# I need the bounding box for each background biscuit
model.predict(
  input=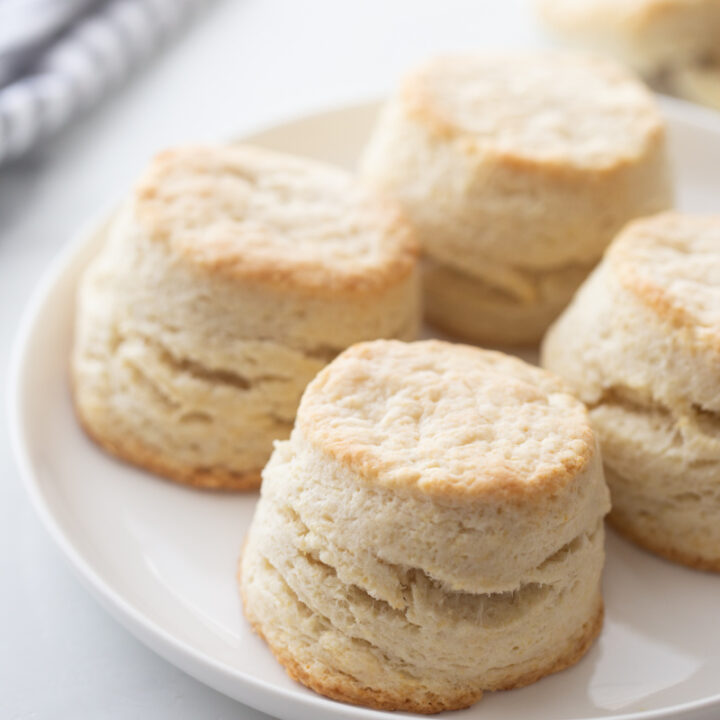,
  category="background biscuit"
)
[542,212,720,569]
[72,145,420,489]
[360,52,672,344]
